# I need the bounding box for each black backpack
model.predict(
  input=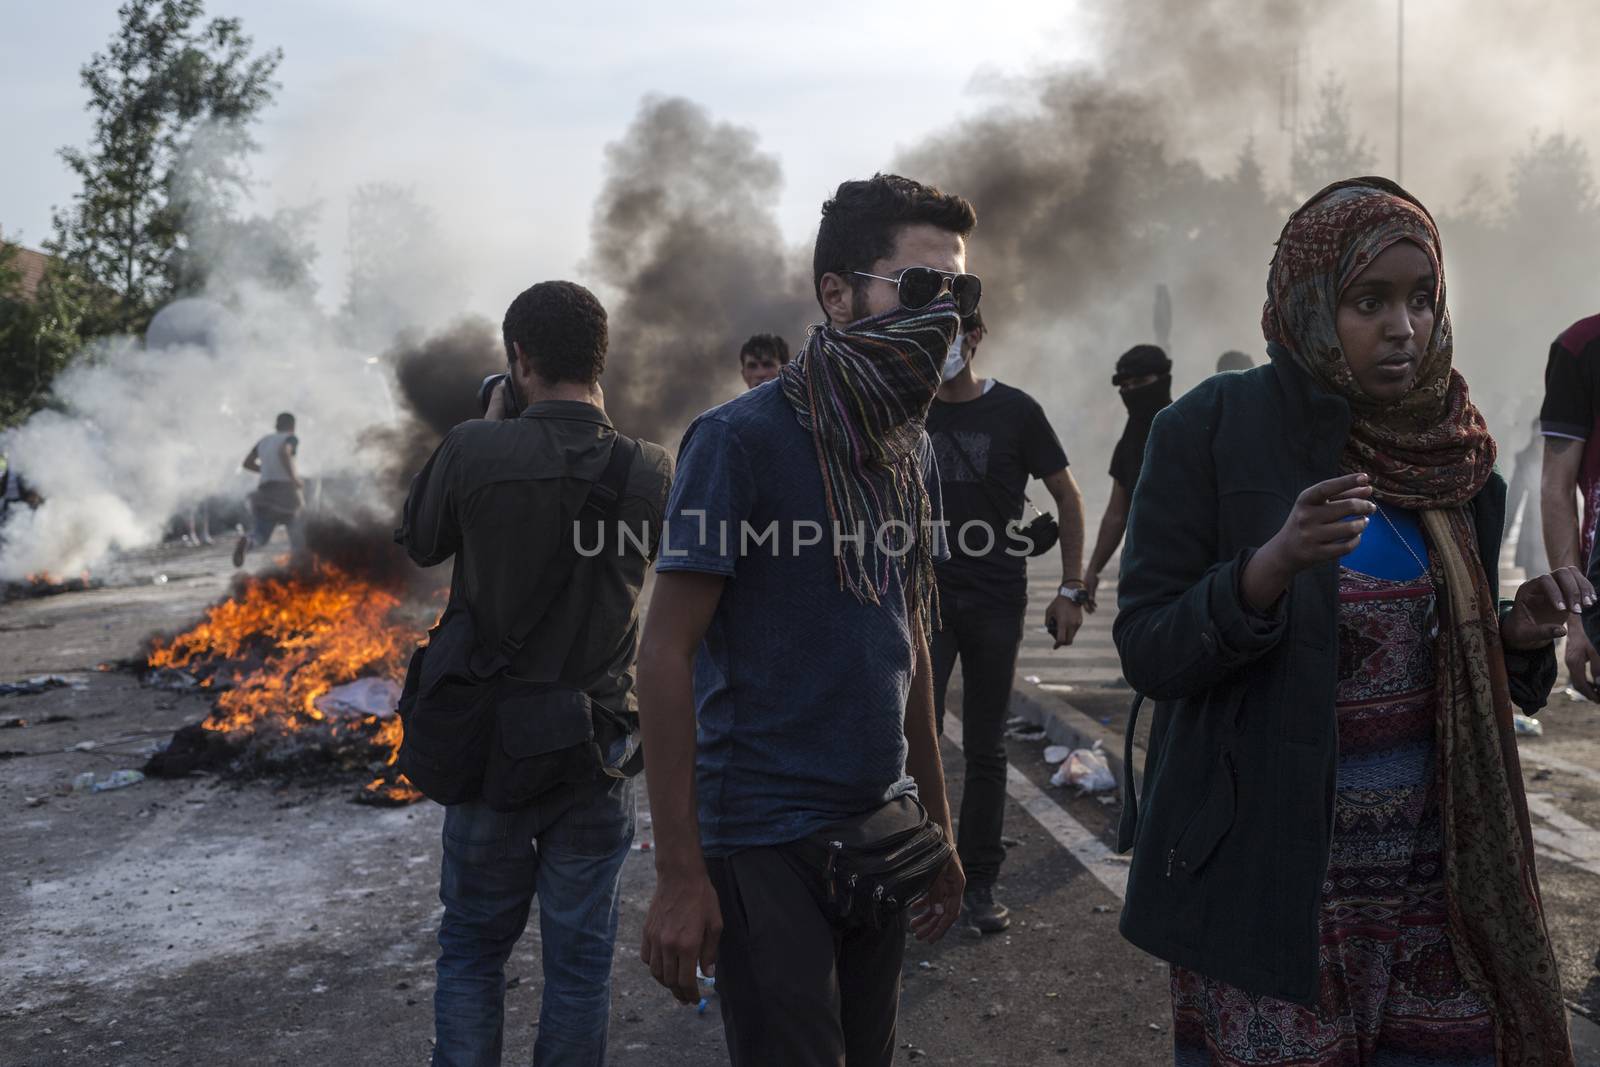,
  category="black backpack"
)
[396,435,640,809]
